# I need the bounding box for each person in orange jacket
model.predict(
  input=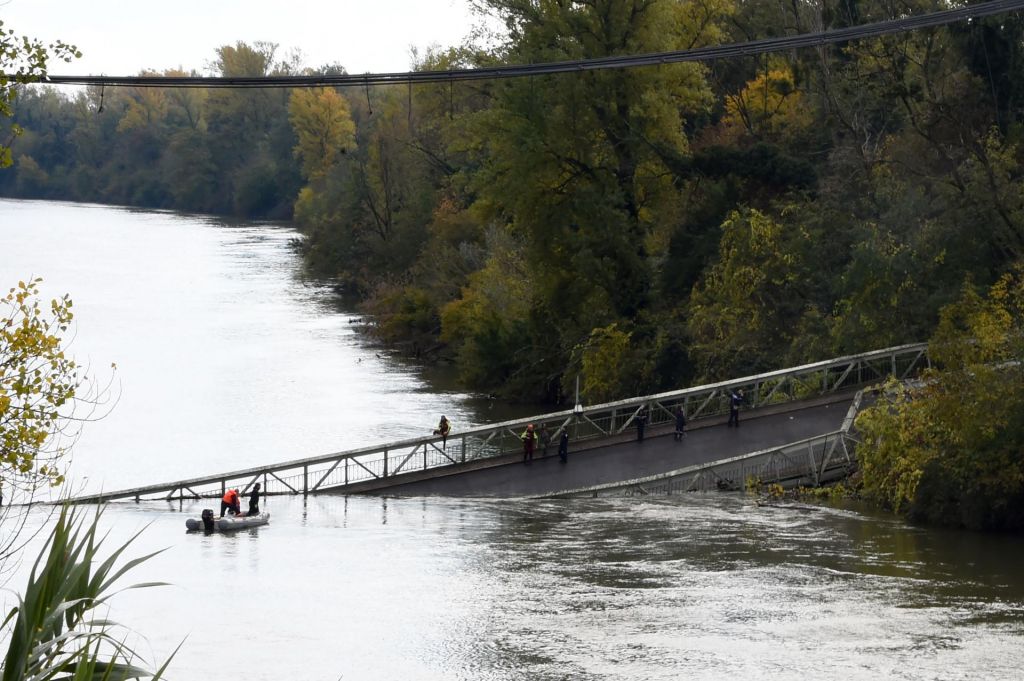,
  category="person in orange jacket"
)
[220,488,240,517]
